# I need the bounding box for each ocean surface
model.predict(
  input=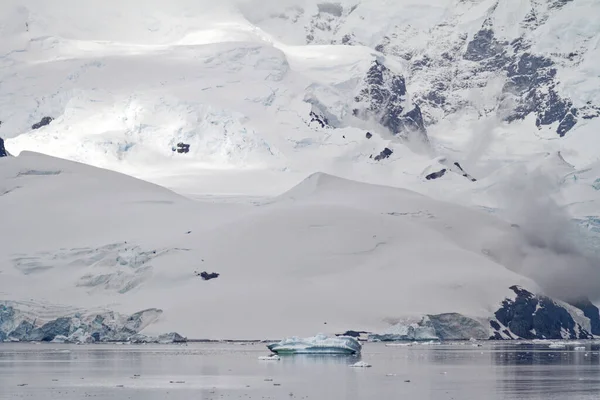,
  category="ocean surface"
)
[1,342,599,399]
